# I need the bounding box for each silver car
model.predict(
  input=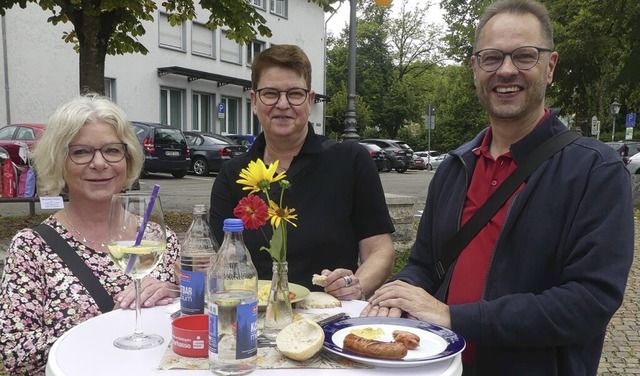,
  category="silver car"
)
[626,152,640,174]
